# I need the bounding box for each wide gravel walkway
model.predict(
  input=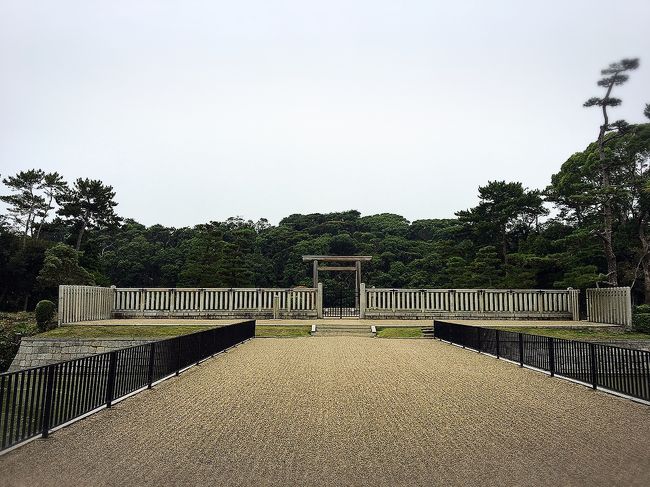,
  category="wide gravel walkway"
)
[2,337,649,486]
